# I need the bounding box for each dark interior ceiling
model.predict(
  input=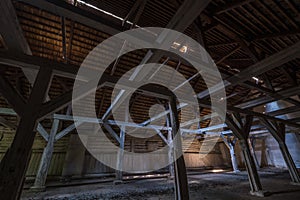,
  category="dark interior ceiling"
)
[0,0,300,135]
